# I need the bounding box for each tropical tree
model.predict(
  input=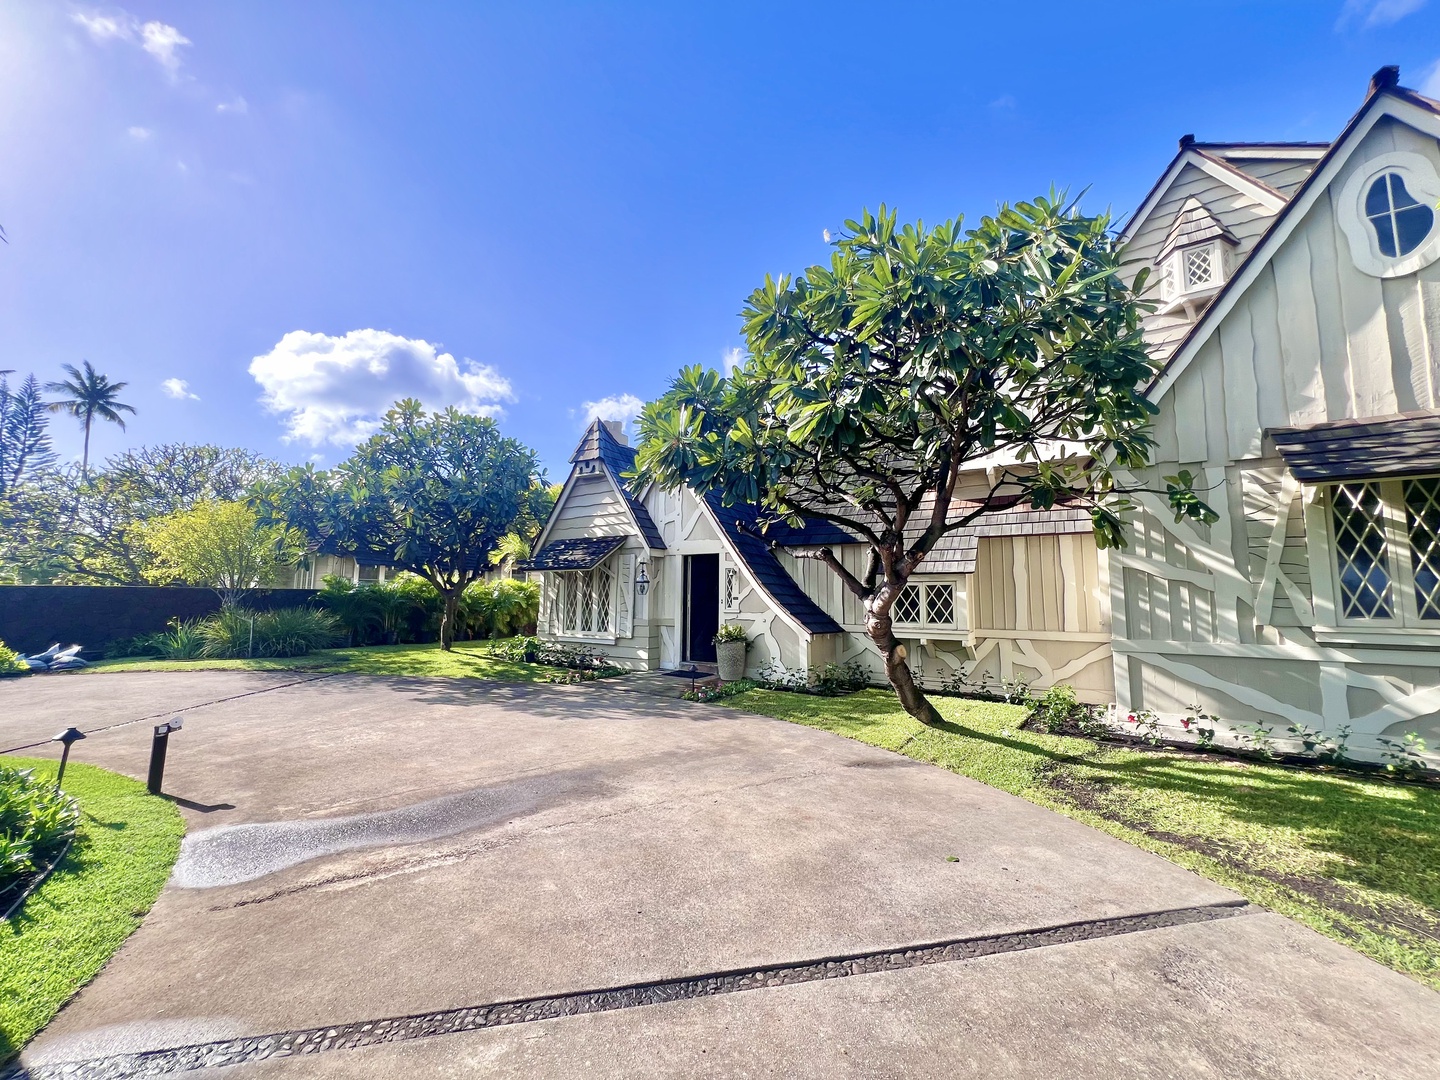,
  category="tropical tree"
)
[140,500,307,603]
[258,400,546,649]
[0,444,280,584]
[634,199,1214,727]
[0,373,56,501]
[45,360,136,476]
